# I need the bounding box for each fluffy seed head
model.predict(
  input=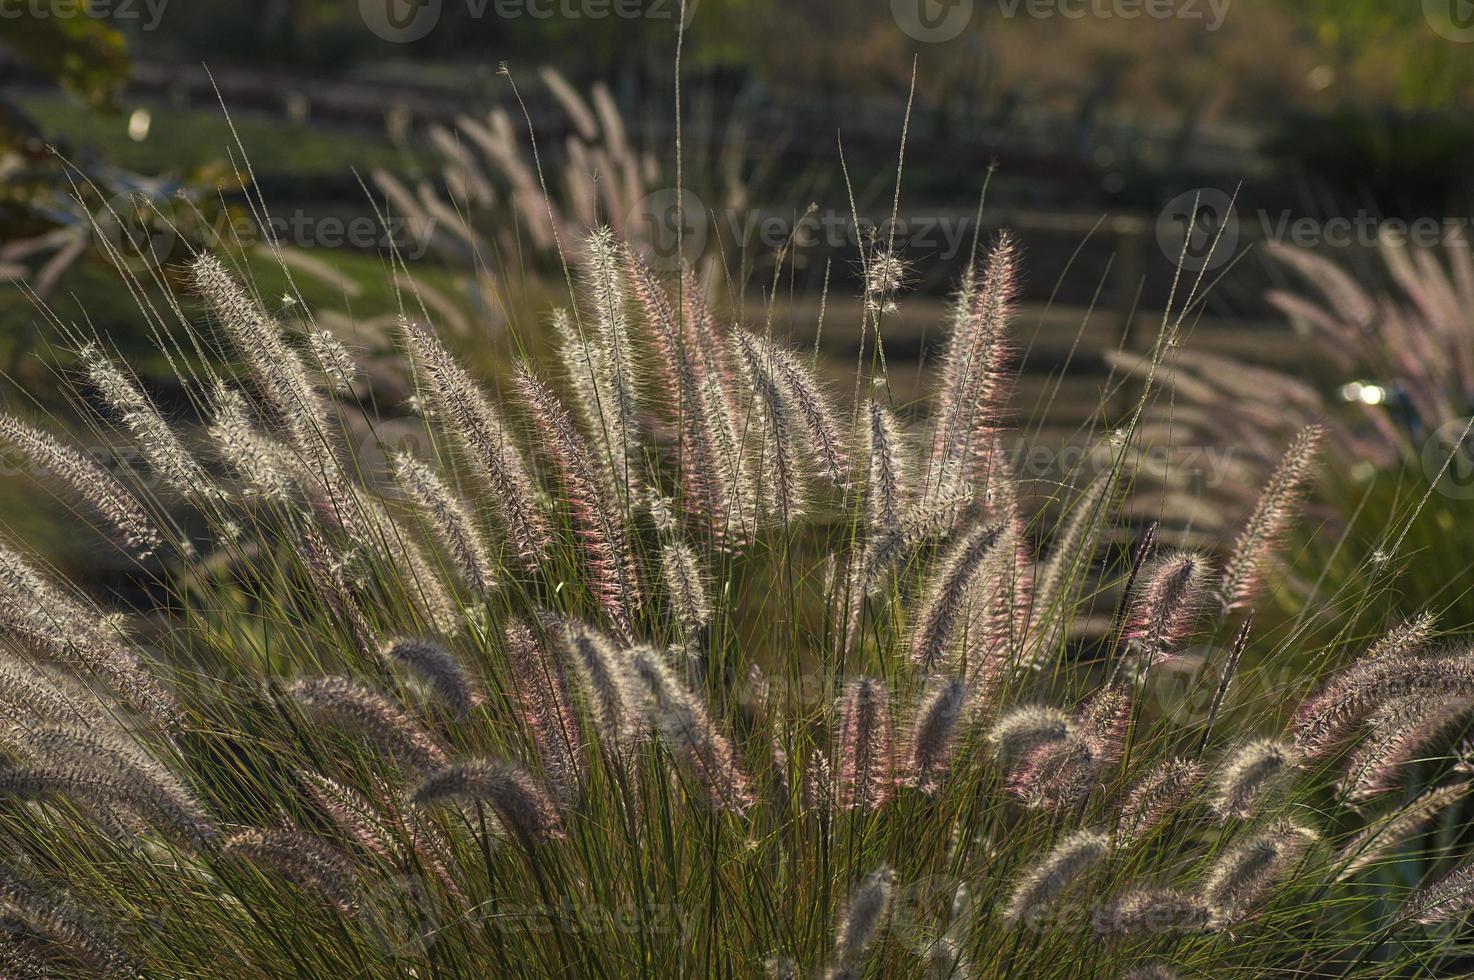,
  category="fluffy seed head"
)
[553,617,638,755]
[1405,859,1474,924]
[505,621,585,800]
[1003,830,1110,926]
[289,676,448,774]
[864,251,908,313]
[830,864,895,973]
[929,233,1017,497]
[80,344,220,501]
[659,537,711,636]
[0,415,162,558]
[413,758,565,845]
[577,226,642,488]
[624,248,752,548]
[1298,657,1474,762]
[625,646,751,812]
[20,724,217,849]
[806,749,835,819]
[1007,735,1099,811]
[384,637,481,719]
[0,663,106,729]
[864,398,911,530]
[1116,757,1206,844]
[906,678,970,796]
[206,383,298,503]
[988,706,1071,763]
[0,758,216,852]
[731,329,809,523]
[835,676,893,812]
[1220,424,1322,611]
[0,541,179,727]
[761,338,849,488]
[1367,612,1437,661]
[297,771,396,863]
[1095,888,1211,939]
[1202,821,1317,922]
[1343,695,1474,801]
[1336,782,1469,881]
[516,364,643,633]
[1077,684,1132,769]
[307,330,359,394]
[962,515,1032,694]
[1212,739,1297,820]
[402,319,551,565]
[1000,689,1127,811]
[910,522,1005,673]
[1122,551,1210,664]
[189,254,322,451]
[223,828,358,912]
[0,867,134,975]
[391,450,497,595]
